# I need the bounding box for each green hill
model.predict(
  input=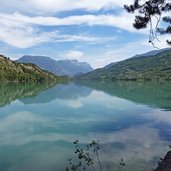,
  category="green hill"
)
[0,55,68,82]
[77,49,171,81]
